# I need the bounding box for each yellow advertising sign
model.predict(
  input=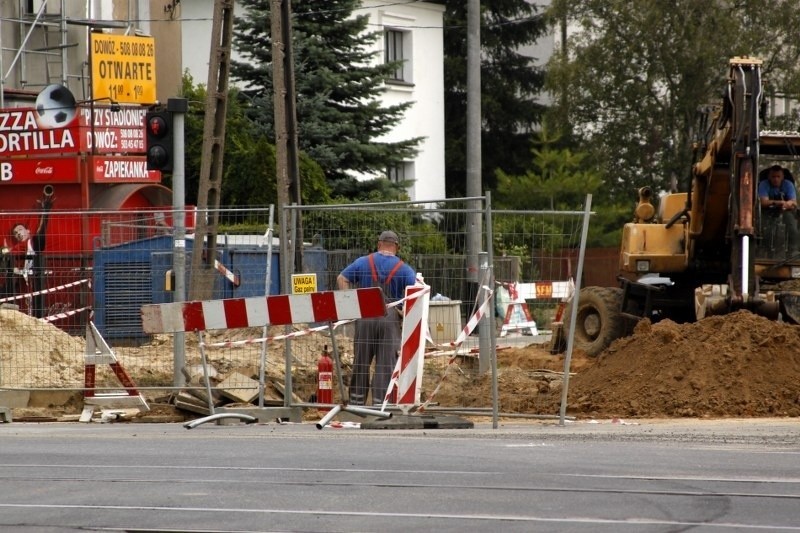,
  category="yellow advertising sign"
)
[292,274,318,294]
[91,34,157,104]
